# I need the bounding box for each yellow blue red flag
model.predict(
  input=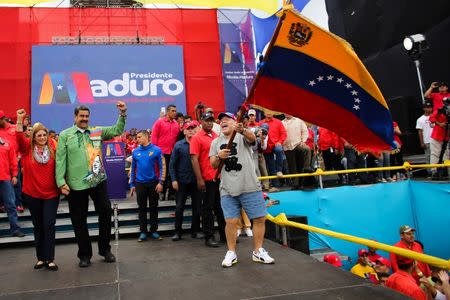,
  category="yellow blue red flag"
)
[248,9,394,151]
